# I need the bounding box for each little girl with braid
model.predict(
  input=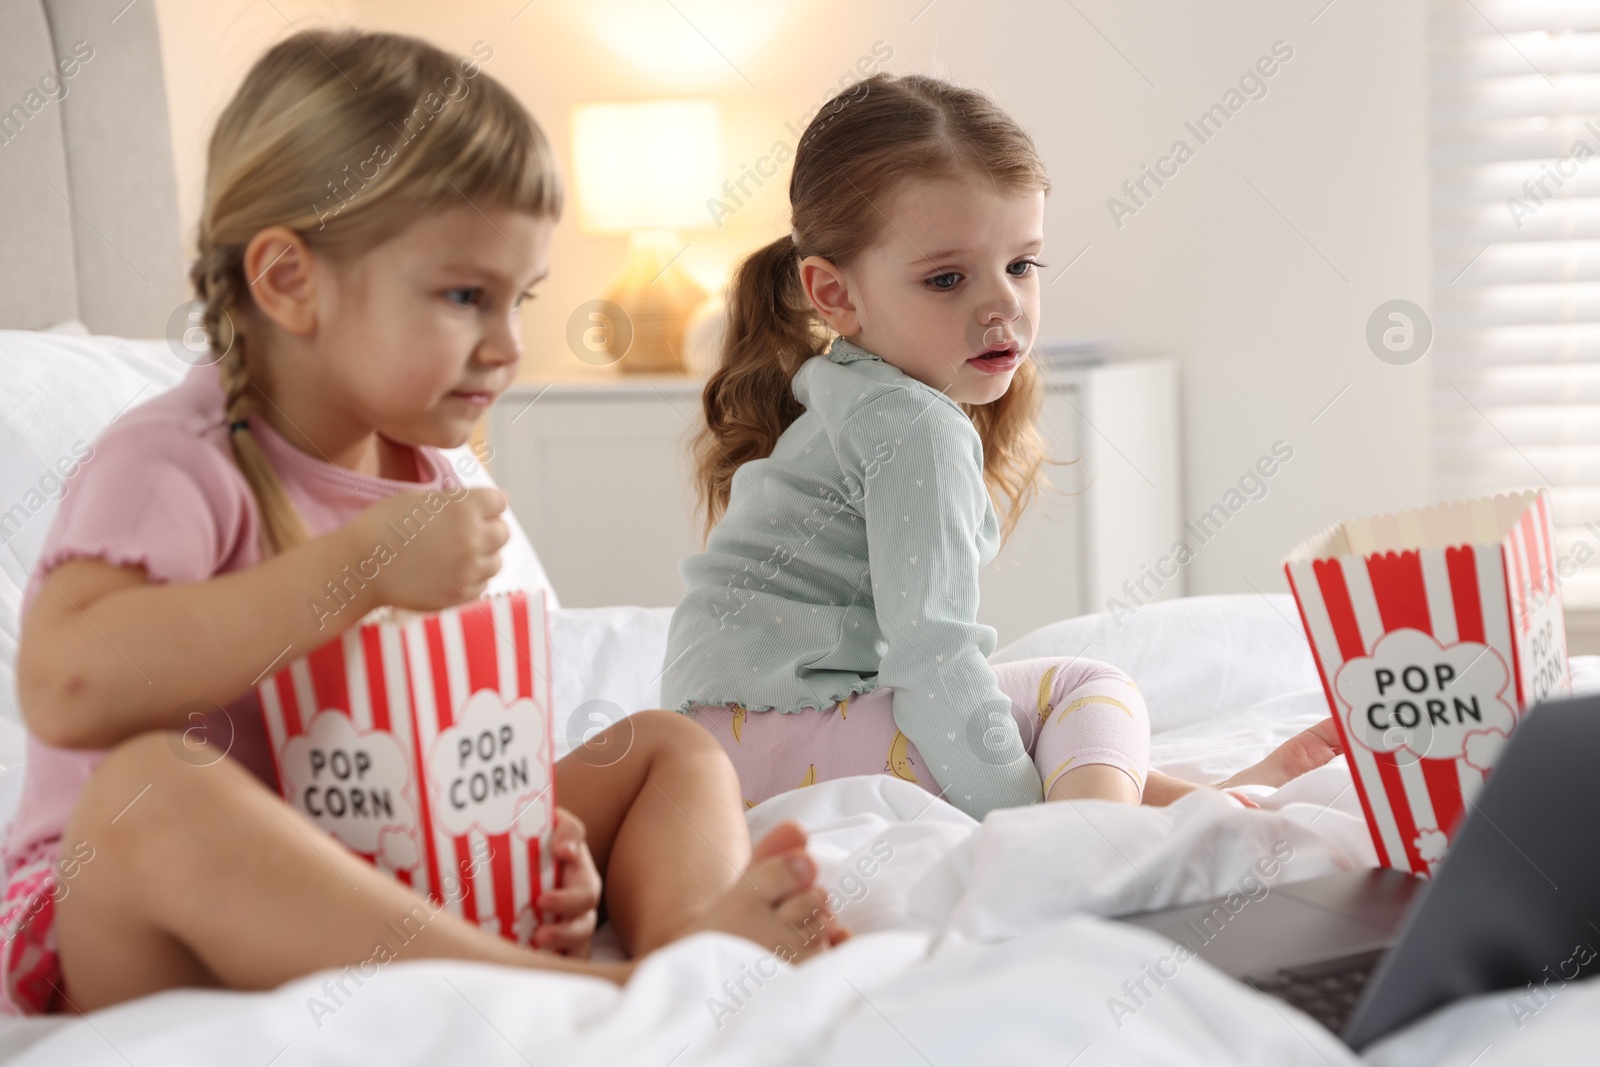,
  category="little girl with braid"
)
[662,73,1338,819]
[1,29,841,1016]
